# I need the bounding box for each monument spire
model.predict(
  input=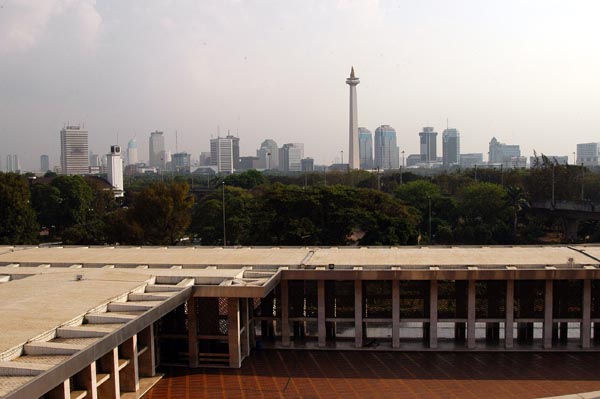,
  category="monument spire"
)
[346,67,360,169]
